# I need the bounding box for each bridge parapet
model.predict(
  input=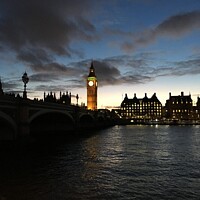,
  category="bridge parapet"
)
[0,96,115,140]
